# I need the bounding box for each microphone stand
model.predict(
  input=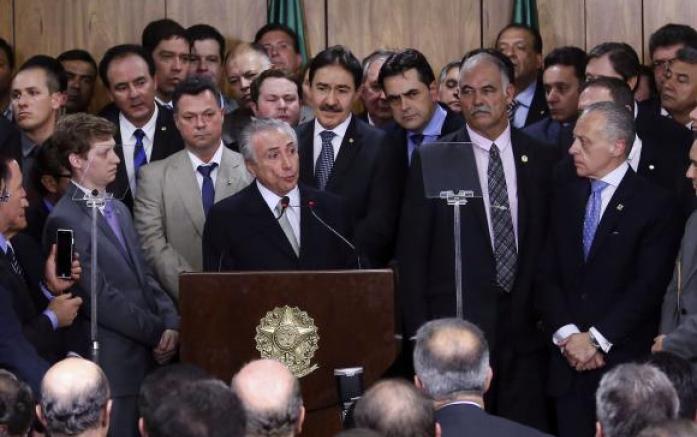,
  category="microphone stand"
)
[83,189,112,364]
[440,189,474,319]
